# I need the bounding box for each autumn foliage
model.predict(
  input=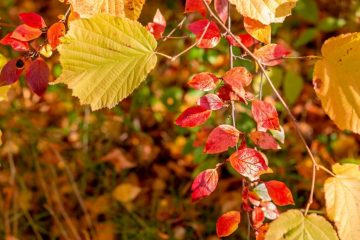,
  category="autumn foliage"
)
[0,0,359,239]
